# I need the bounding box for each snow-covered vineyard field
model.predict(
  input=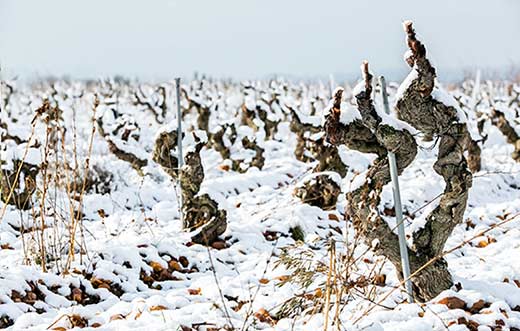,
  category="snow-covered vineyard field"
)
[2,31,520,331]
[0,75,518,331]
